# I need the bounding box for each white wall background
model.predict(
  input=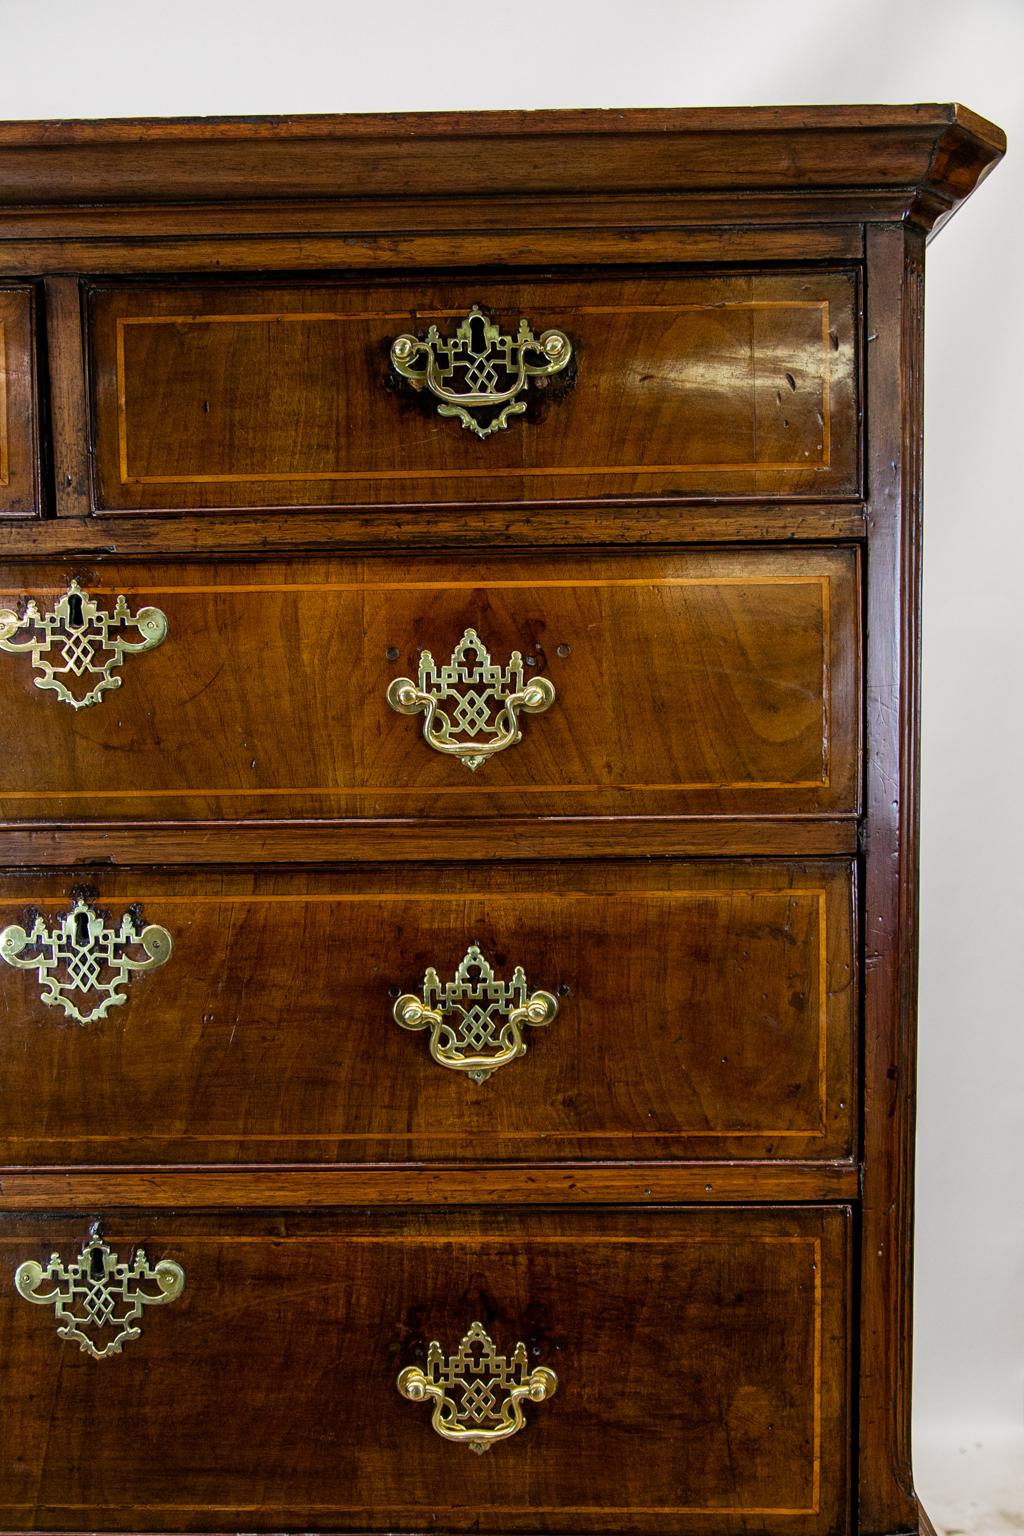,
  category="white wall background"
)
[0,0,1019,1517]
